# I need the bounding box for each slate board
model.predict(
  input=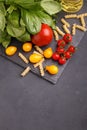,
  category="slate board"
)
[0,3,87,84]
